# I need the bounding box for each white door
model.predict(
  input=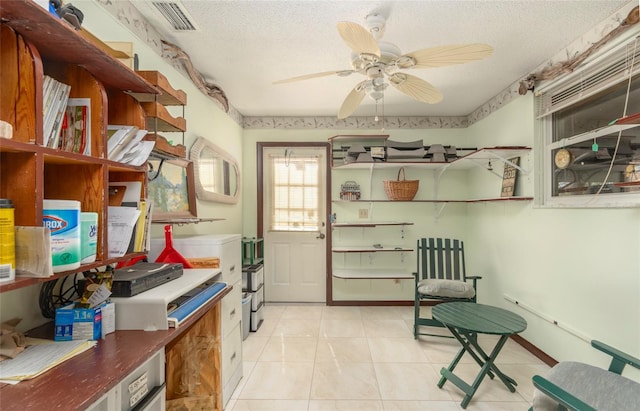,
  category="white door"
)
[262,146,327,302]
